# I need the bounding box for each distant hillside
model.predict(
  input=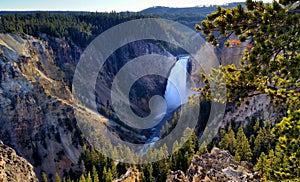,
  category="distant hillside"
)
[0,11,92,15]
[140,2,245,15]
[140,2,245,29]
